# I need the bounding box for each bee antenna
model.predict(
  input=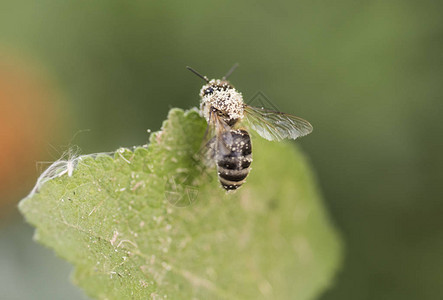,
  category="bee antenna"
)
[222,63,239,80]
[186,66,209,83]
